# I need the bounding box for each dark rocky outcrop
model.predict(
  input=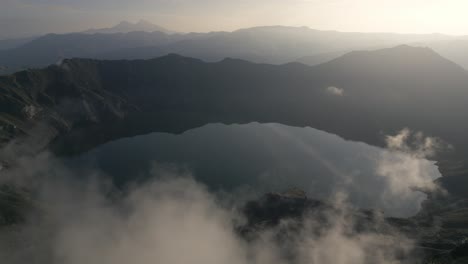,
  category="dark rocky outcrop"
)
[238,189,468,264]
